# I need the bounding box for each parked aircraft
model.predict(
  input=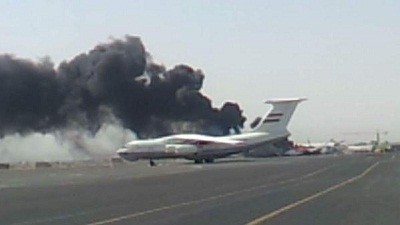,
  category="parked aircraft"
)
[347,143,374,152]
[117,97,306,165]
[293,140,347,155]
